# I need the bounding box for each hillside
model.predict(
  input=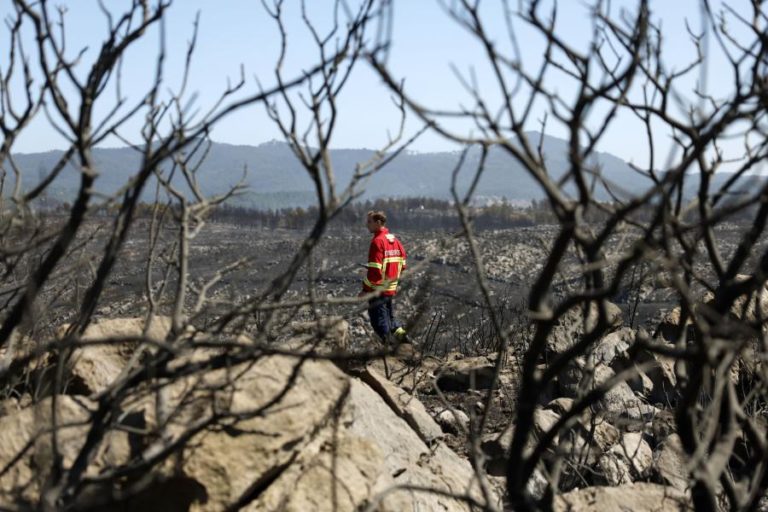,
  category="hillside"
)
[9,132,756,209]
